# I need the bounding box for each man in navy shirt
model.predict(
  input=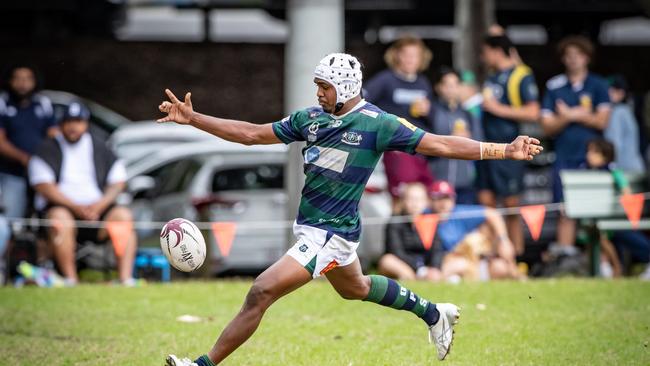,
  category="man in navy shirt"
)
[540,35,610,250]
[0,65,58,218]
[478,35,540,255]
